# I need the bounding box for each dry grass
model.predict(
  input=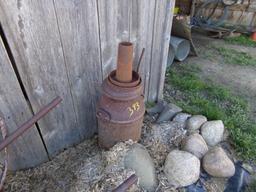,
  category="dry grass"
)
[4,115,188,192]
[4,138,138,192]
[4,115,227,192]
